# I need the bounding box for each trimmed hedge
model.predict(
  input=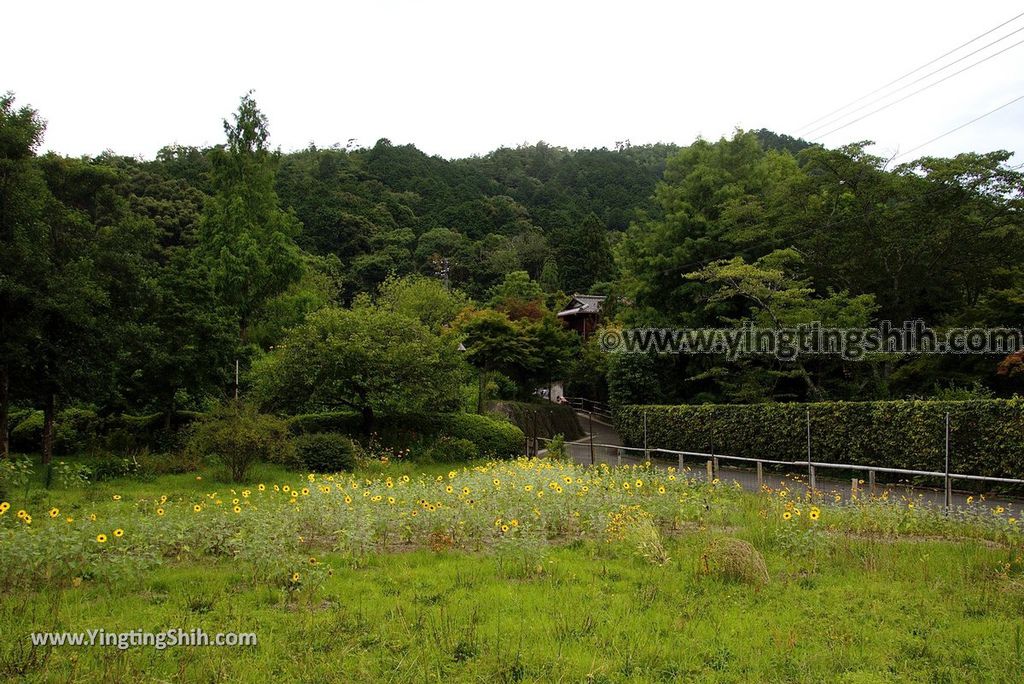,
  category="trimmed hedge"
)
[293,433,357,472]
[616,400,1024,479]
[288,411,524,459]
